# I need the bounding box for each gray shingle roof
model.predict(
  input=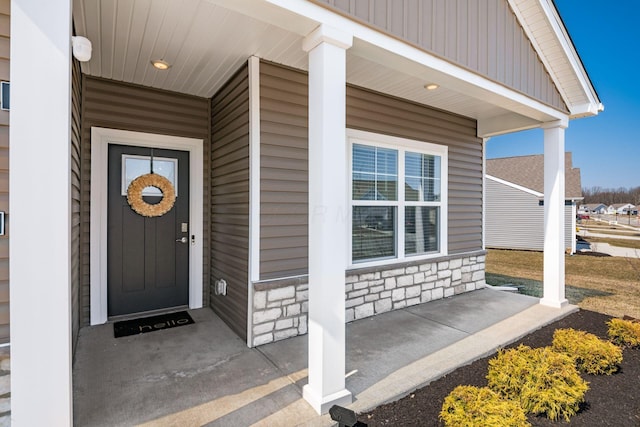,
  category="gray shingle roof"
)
[486,153,583,199]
